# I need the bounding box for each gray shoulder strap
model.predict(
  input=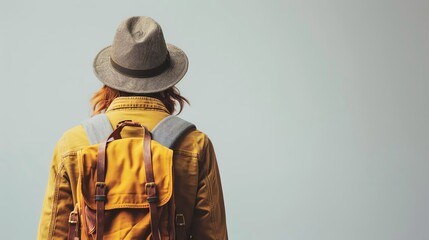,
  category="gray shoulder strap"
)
[82,114,196,148]
[82,114,114,145]
[152,115,196,149]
